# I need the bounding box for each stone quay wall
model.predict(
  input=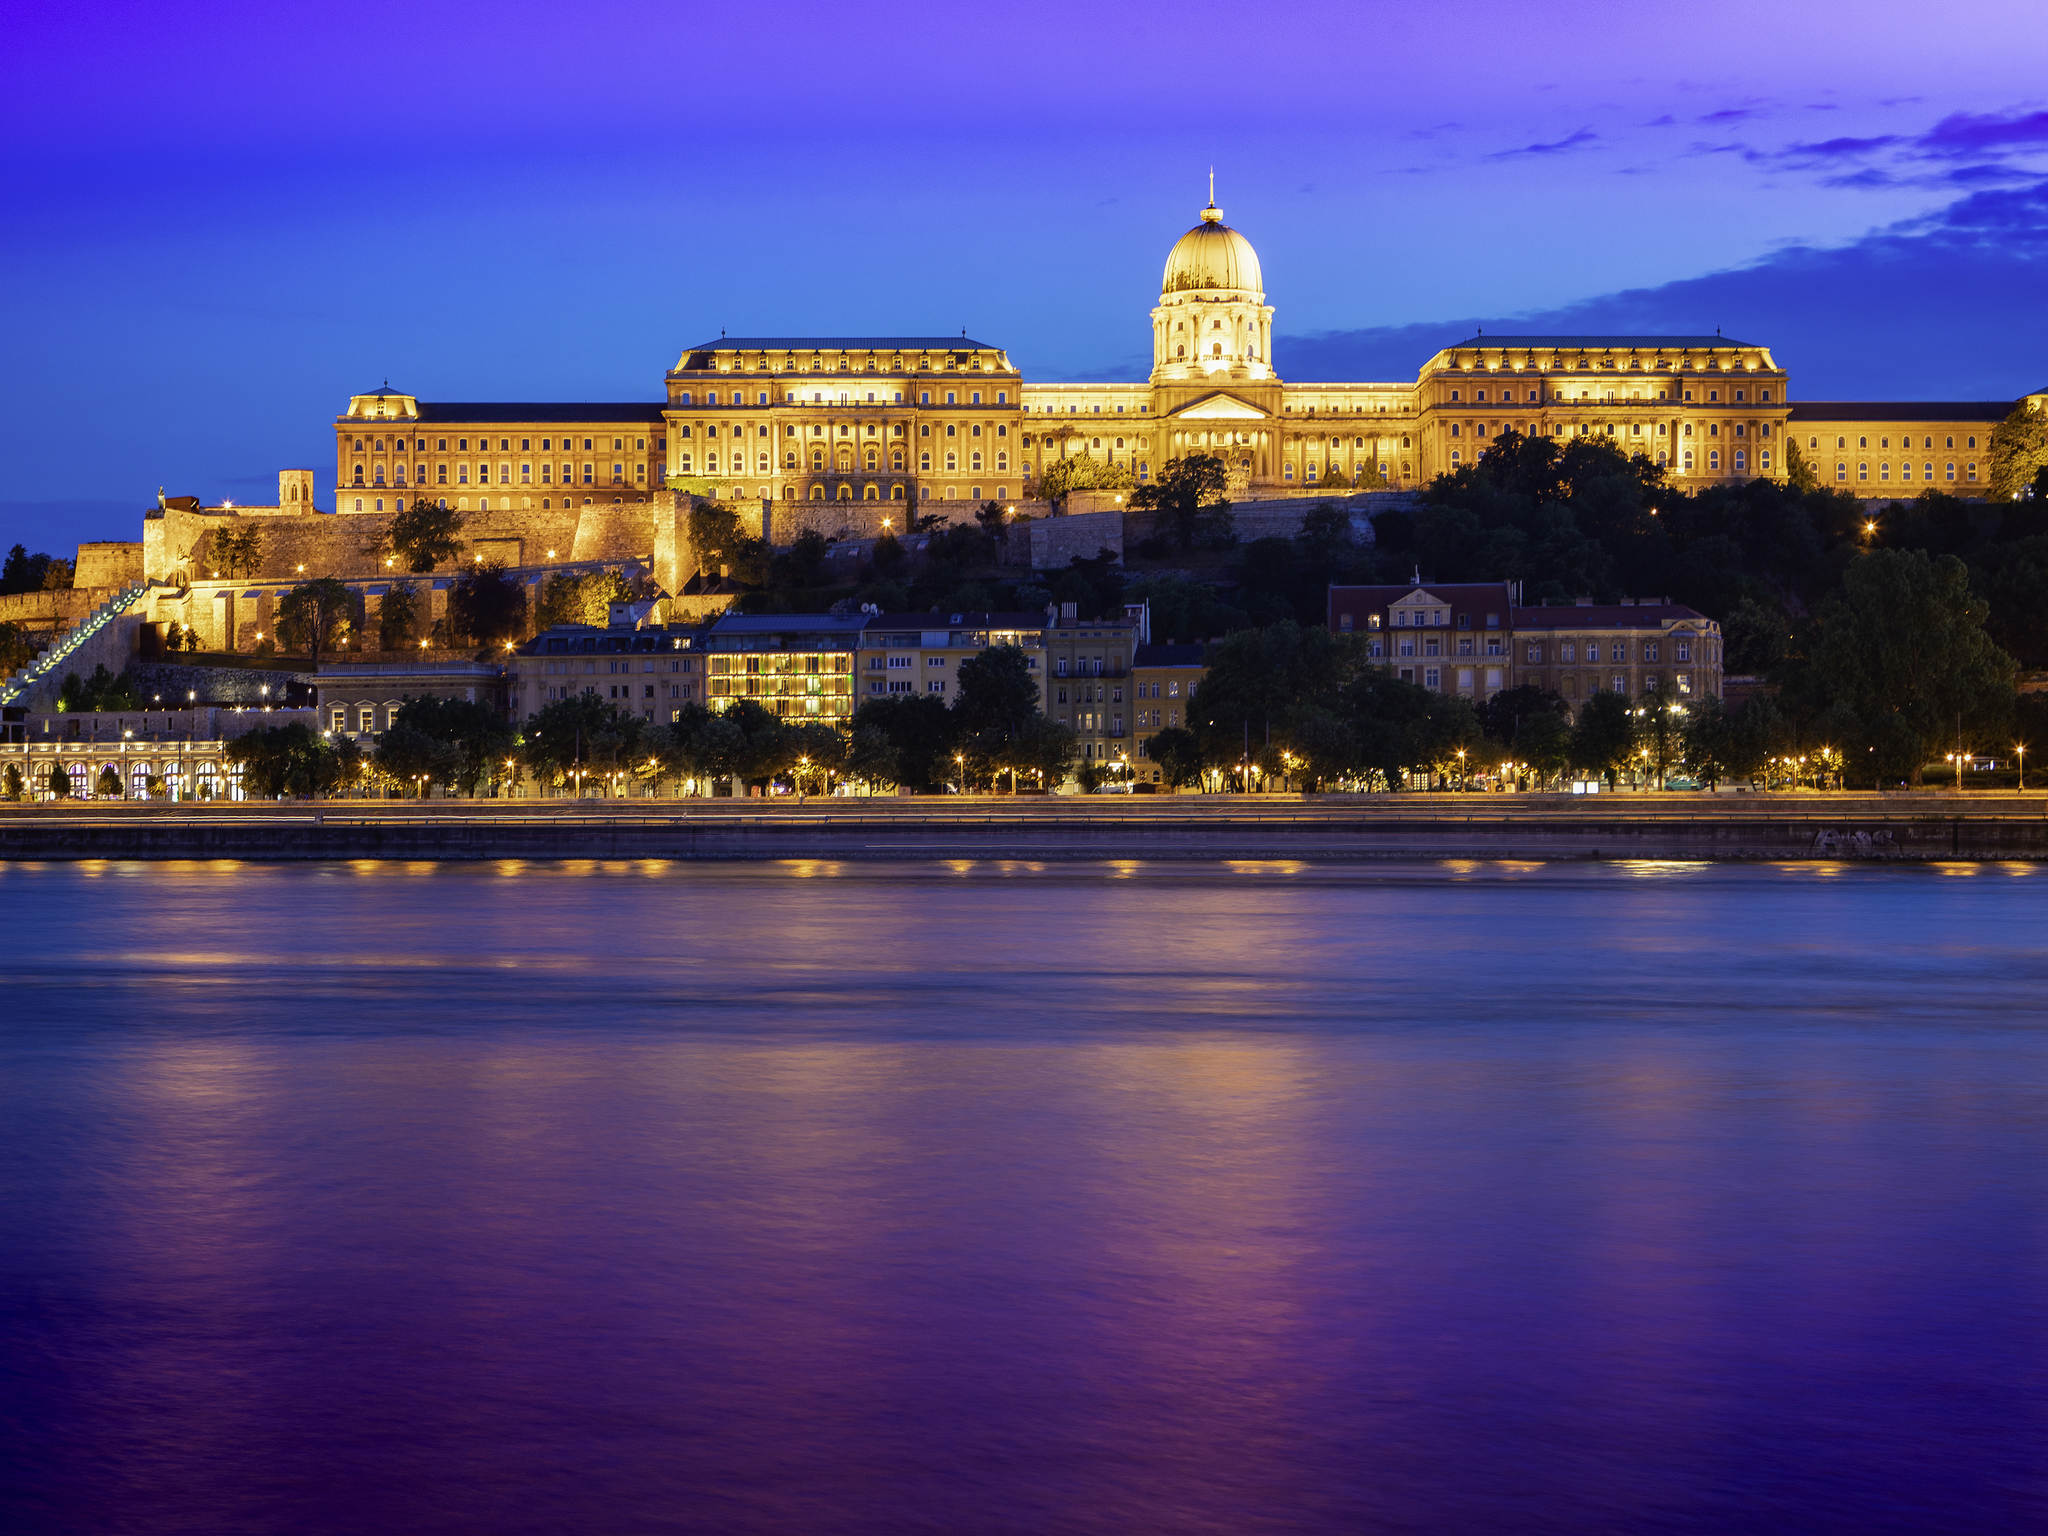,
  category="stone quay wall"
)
[7,801,2048,863]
